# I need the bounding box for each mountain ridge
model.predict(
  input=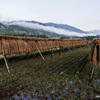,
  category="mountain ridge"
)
[0,20,97,37]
